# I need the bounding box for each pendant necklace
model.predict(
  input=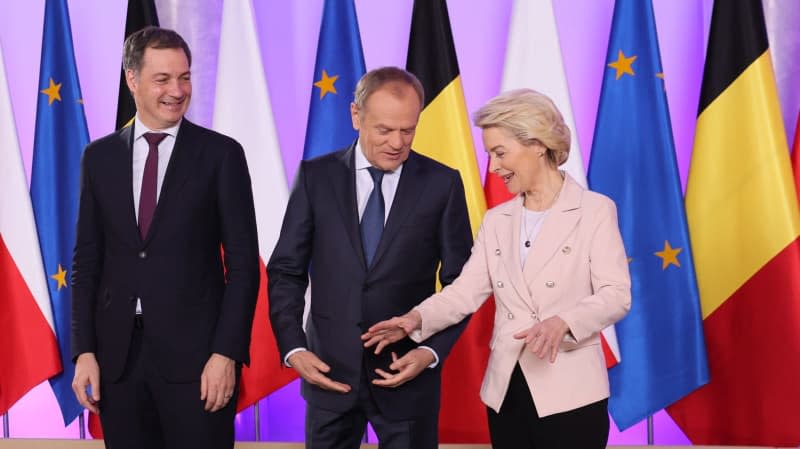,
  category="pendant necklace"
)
[522,180,562,248]
[523,209,548,248]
